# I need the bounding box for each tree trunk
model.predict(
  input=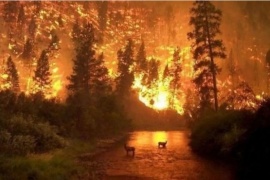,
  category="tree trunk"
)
[205,12,218,111]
